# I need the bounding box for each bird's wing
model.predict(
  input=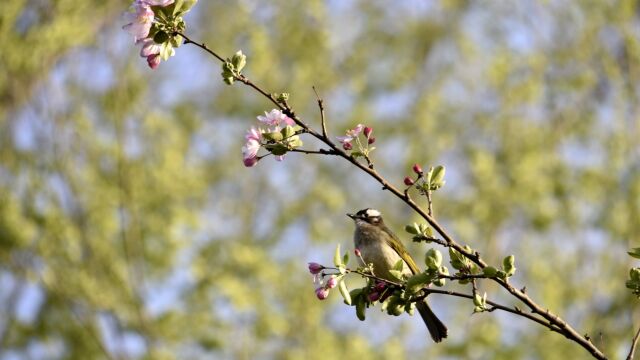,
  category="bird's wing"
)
[381,225,421,275]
